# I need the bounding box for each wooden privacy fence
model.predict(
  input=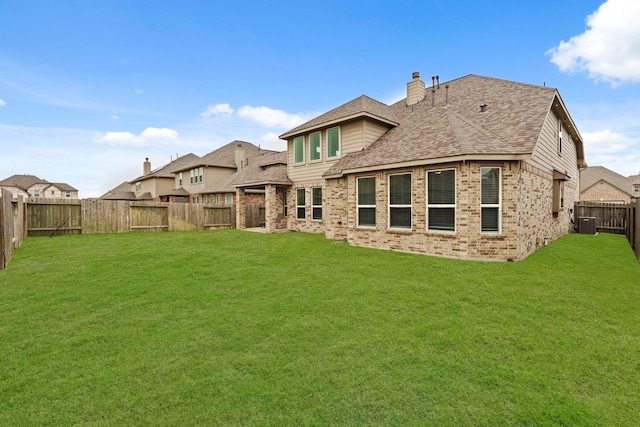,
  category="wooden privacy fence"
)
[574,200,639,259]
[0,189,27,269]
[26,198,236,236]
